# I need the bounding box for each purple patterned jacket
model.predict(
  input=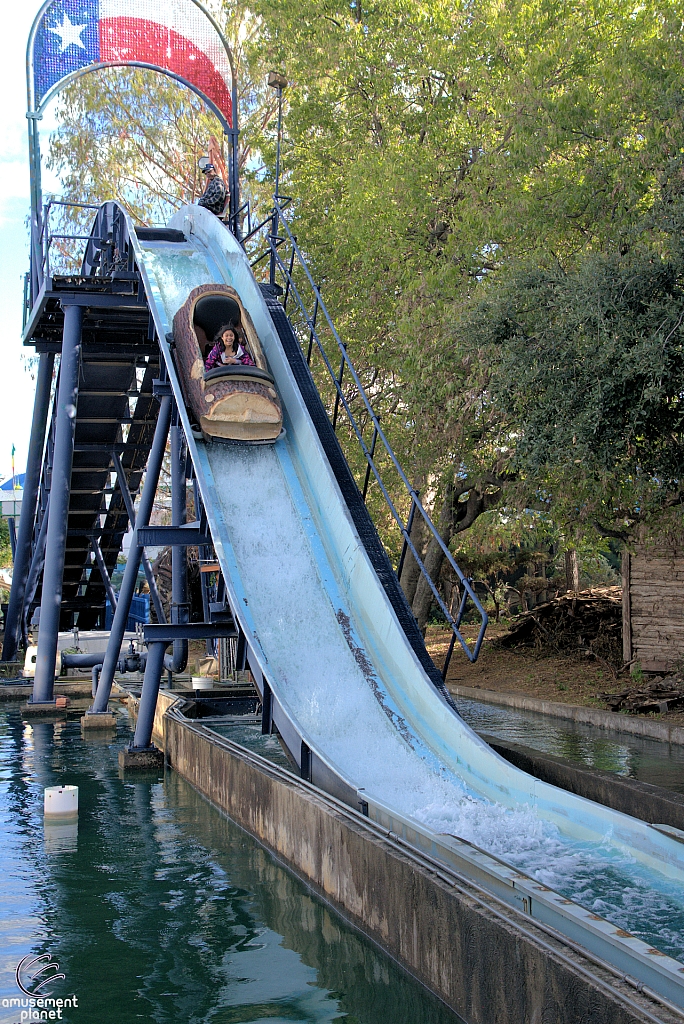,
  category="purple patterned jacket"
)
[204,341,256,371]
